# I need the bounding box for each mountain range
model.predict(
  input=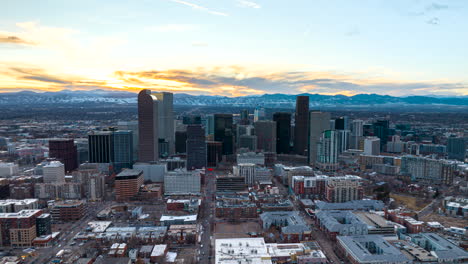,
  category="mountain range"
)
[0,90,467,108]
